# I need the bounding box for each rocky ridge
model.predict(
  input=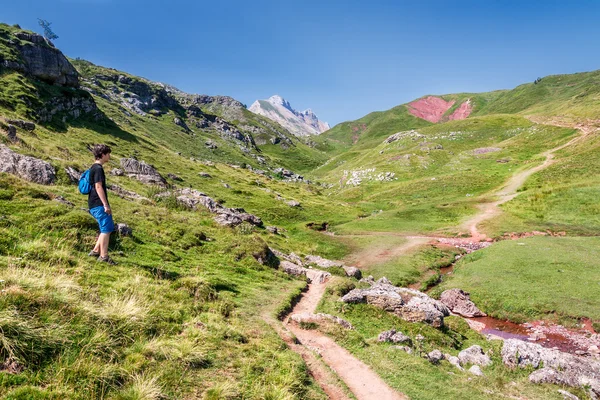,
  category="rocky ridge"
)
[249,95,330,137]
